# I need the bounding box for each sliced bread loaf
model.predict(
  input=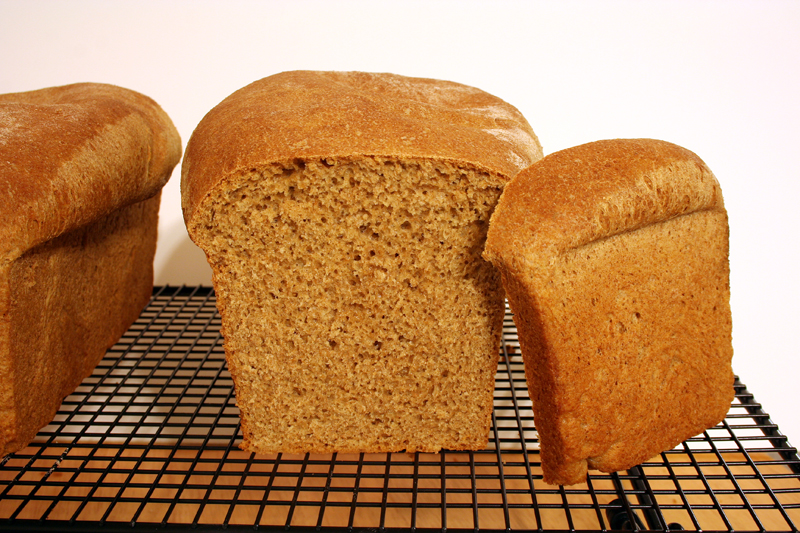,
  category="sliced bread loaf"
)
[181,71,542,454]
[483,138,734,485]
